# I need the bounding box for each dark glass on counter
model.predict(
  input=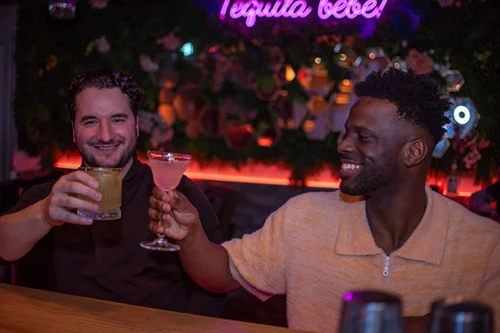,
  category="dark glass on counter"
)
[338,290,403,333]
[429,300,494,333]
